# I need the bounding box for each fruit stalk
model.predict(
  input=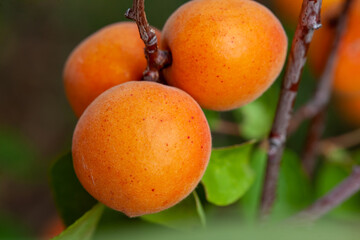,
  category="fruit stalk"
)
[125,0,171,82]
[289,0,355,135]
[295,166,360,221]
[260,0,322,218]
